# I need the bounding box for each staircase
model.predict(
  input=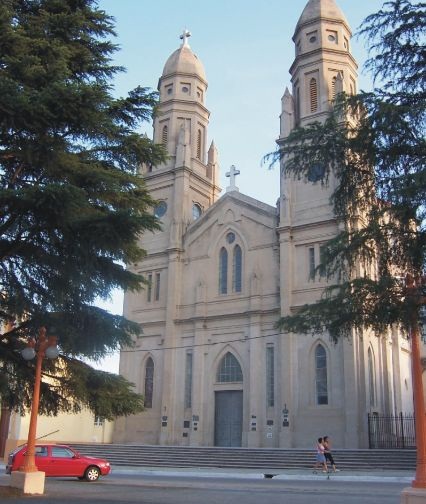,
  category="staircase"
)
[70,444,416,471]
